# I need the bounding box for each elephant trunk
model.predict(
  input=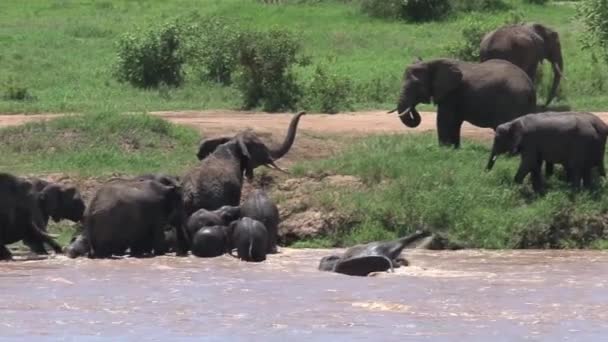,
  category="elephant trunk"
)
[398,106,422,128]
[388,230,431,257]
[545,52,563,107]
[269,111,306,160]
[487,148,498,171]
